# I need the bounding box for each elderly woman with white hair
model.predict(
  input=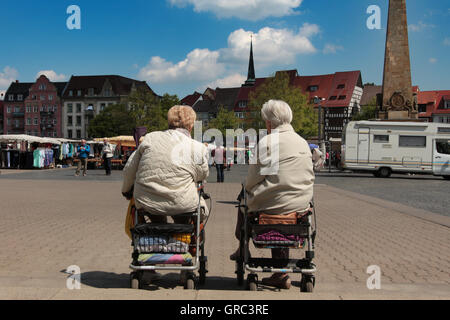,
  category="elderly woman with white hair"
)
[122,105,209,223]
[231,99,315,289]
